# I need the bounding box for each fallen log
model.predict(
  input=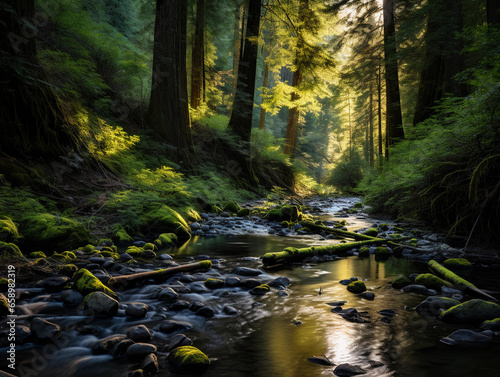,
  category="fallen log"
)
[300,221,376,241]
[262,239,386,268]
[427,260,497,301]
[107,260,212,290]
